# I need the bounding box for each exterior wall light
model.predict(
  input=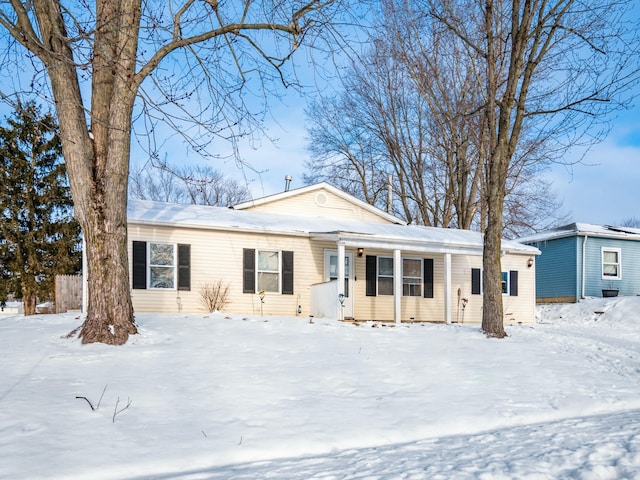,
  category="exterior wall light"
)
[357,248,364,257]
